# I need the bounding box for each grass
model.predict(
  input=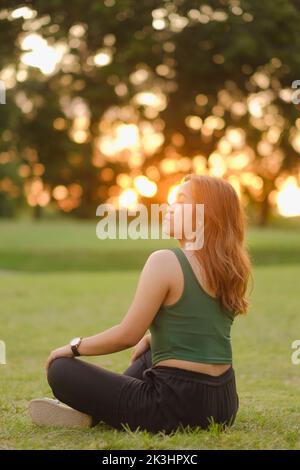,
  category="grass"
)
[0,218,300,449]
